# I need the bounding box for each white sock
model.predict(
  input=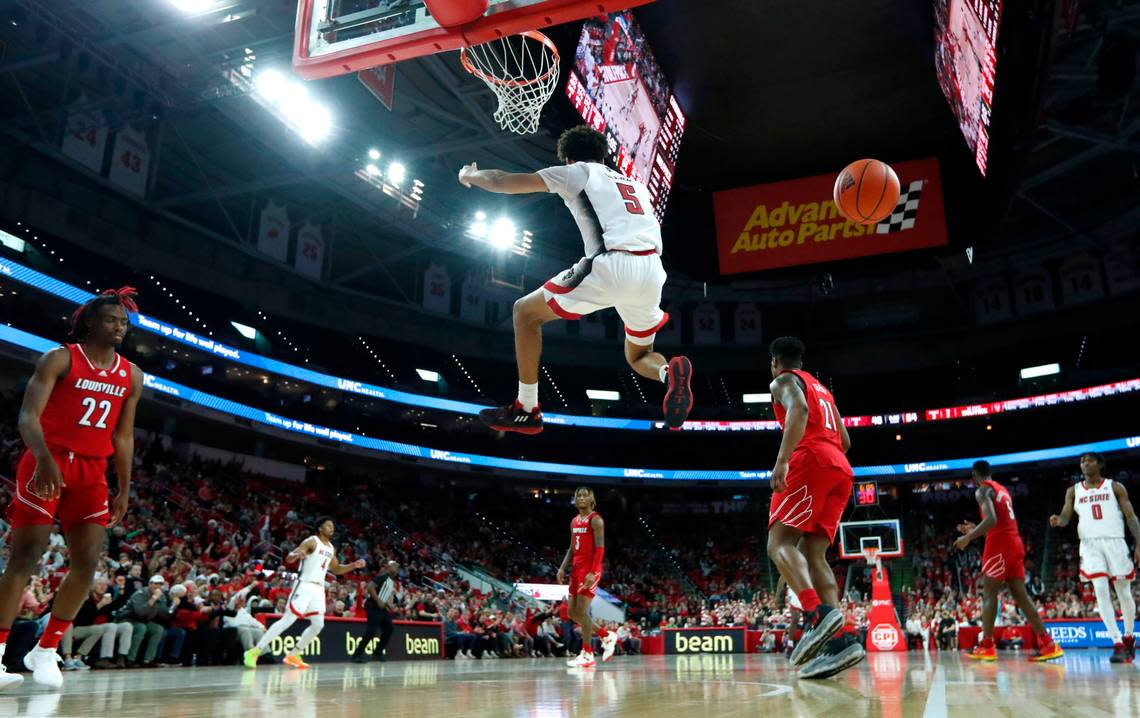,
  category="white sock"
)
[1092,577,1122,642]
[293,620,324,654]
[658,364,668,383]
[255,612,298,651]
[517,381,539,412]
[1115,579,1136,636]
